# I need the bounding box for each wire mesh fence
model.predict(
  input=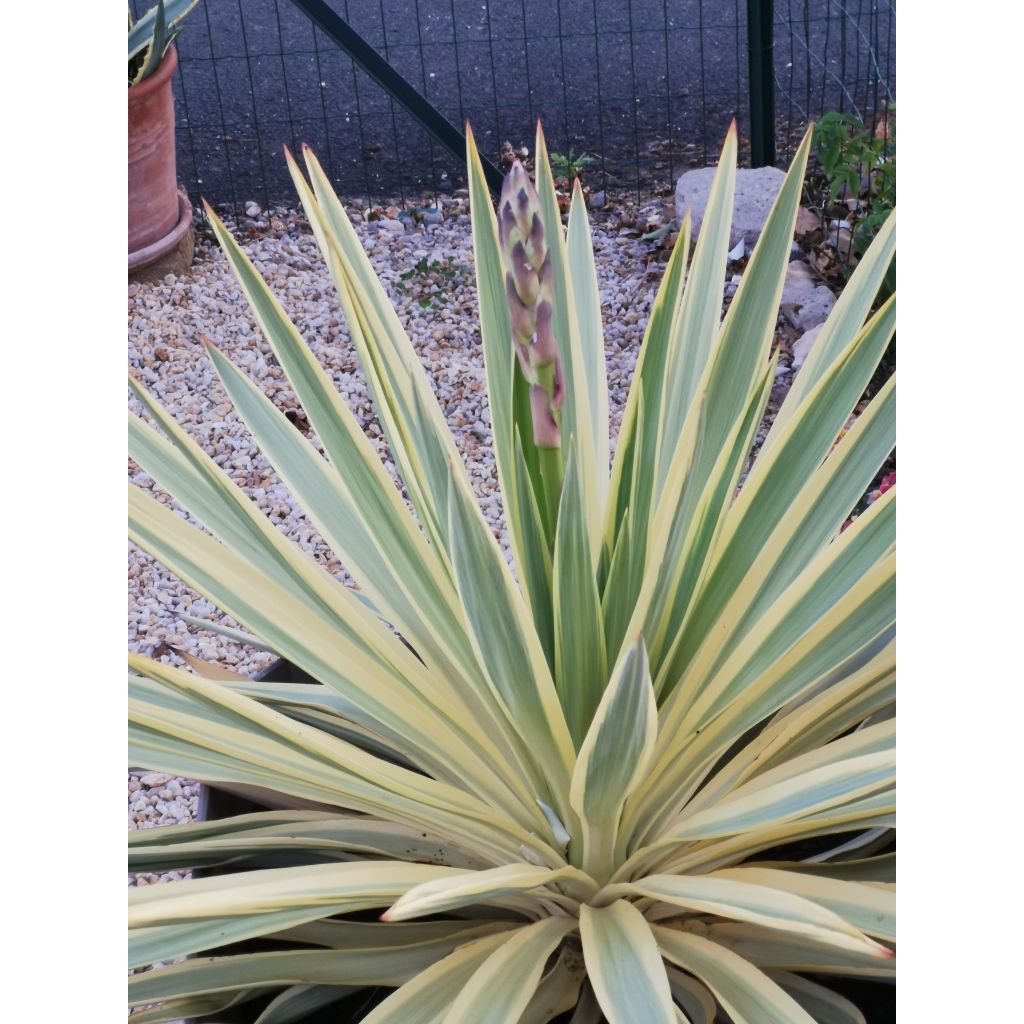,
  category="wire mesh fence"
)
[130,0,894,211]
[773,0,895,164]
